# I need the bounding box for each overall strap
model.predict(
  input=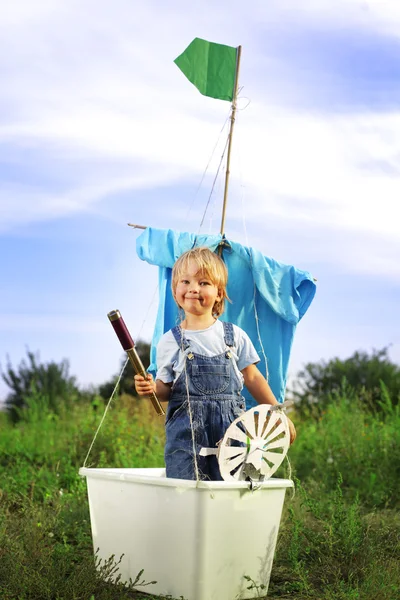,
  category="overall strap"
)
[222,321,235,347]
[171,326,191,351]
